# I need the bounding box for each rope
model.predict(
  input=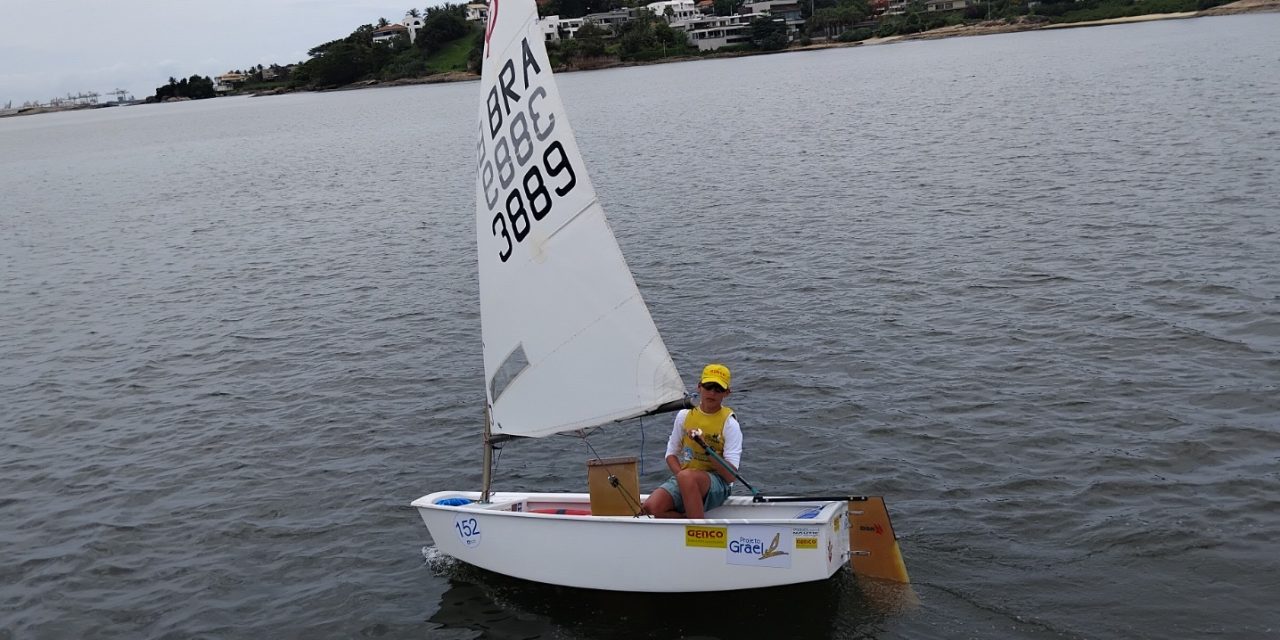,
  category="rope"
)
[639,414,645,476]
[578,432,648,517]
